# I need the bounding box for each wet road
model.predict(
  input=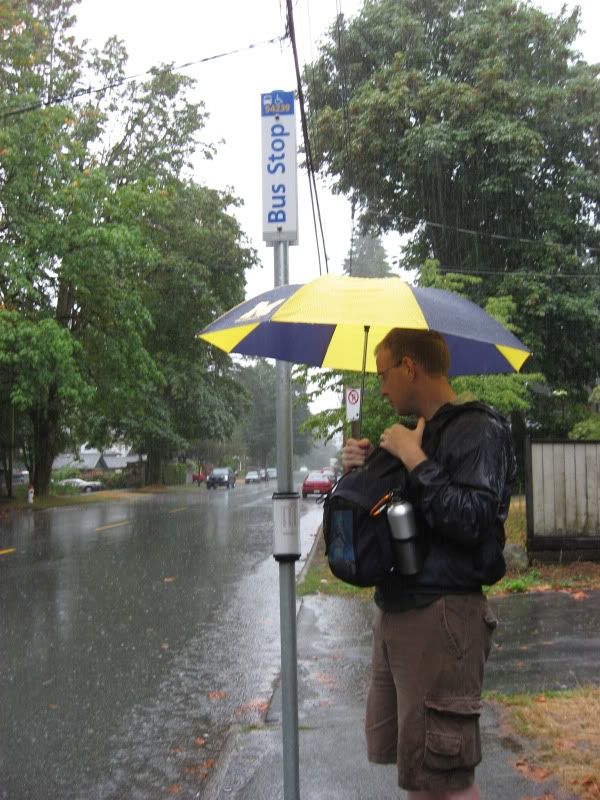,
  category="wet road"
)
[0,483,322,800]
